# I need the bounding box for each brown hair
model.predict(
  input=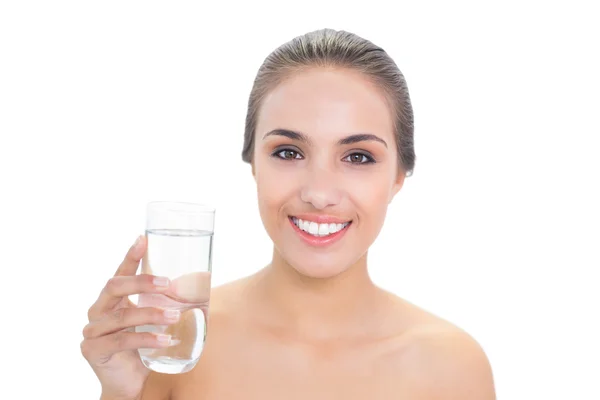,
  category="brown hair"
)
[241,28,416,177]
